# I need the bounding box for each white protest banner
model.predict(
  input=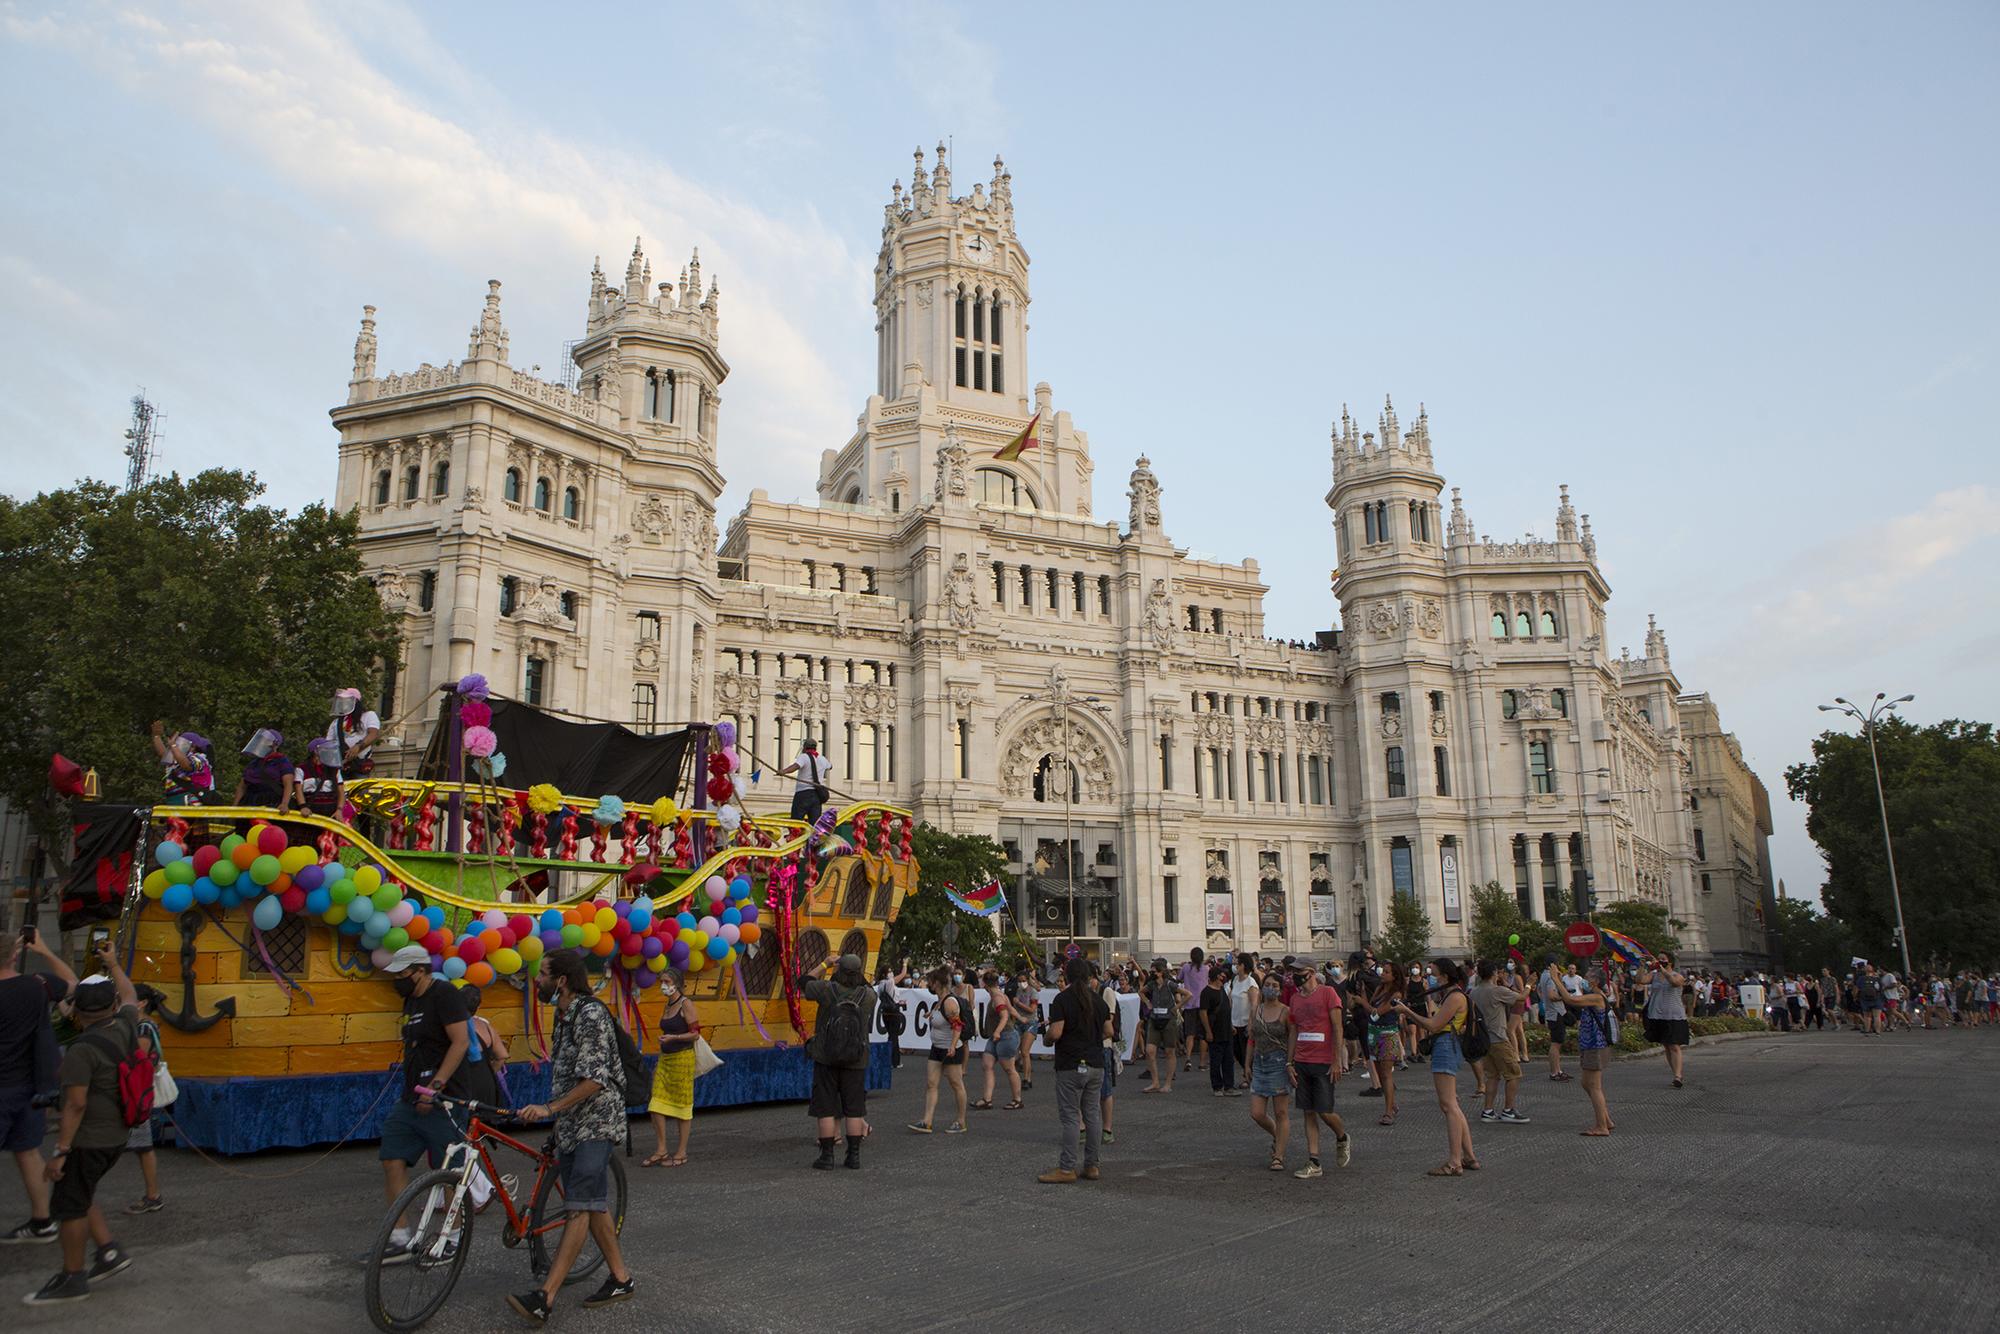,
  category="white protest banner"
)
[878,987,1139,1061]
